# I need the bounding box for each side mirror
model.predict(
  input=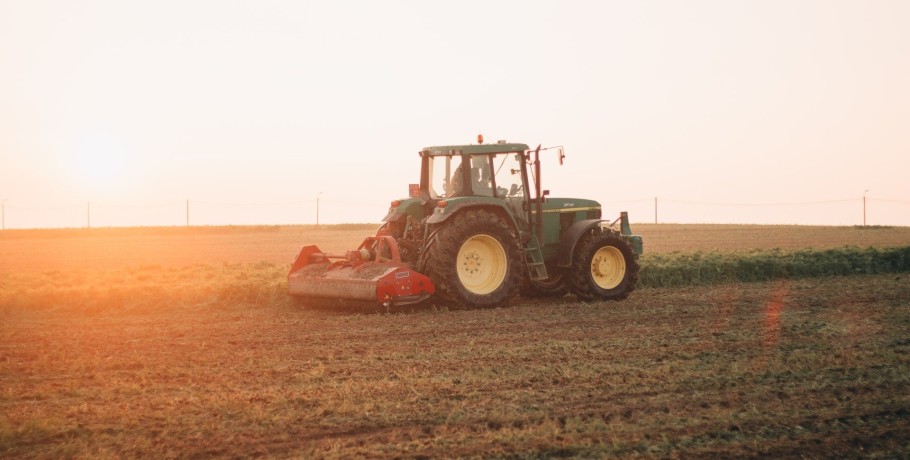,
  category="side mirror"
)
[543,190,550,196]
